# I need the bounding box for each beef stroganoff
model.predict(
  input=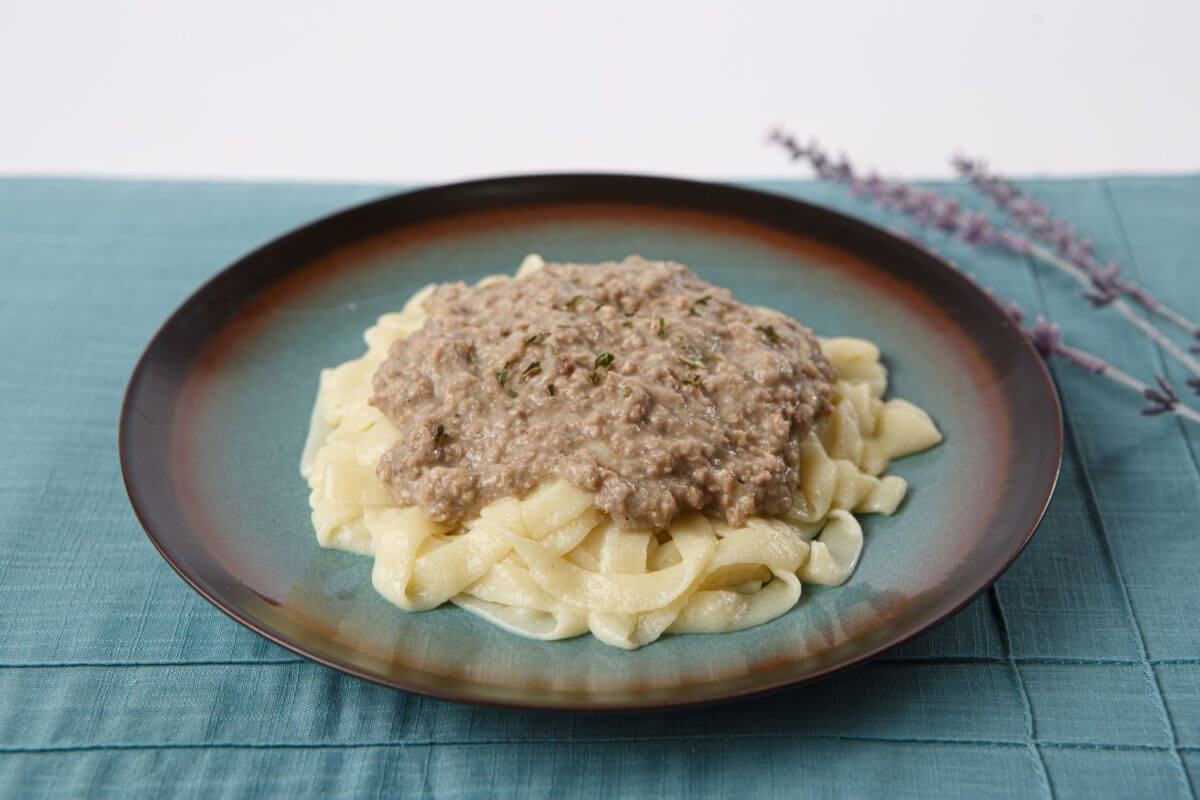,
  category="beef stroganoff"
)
[300,255,942,649]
